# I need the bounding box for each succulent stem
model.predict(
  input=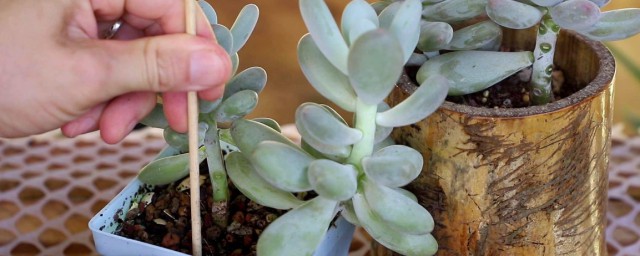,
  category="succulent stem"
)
[203,121,229,228]
[530,13,559,105]
[347,99,378,169]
